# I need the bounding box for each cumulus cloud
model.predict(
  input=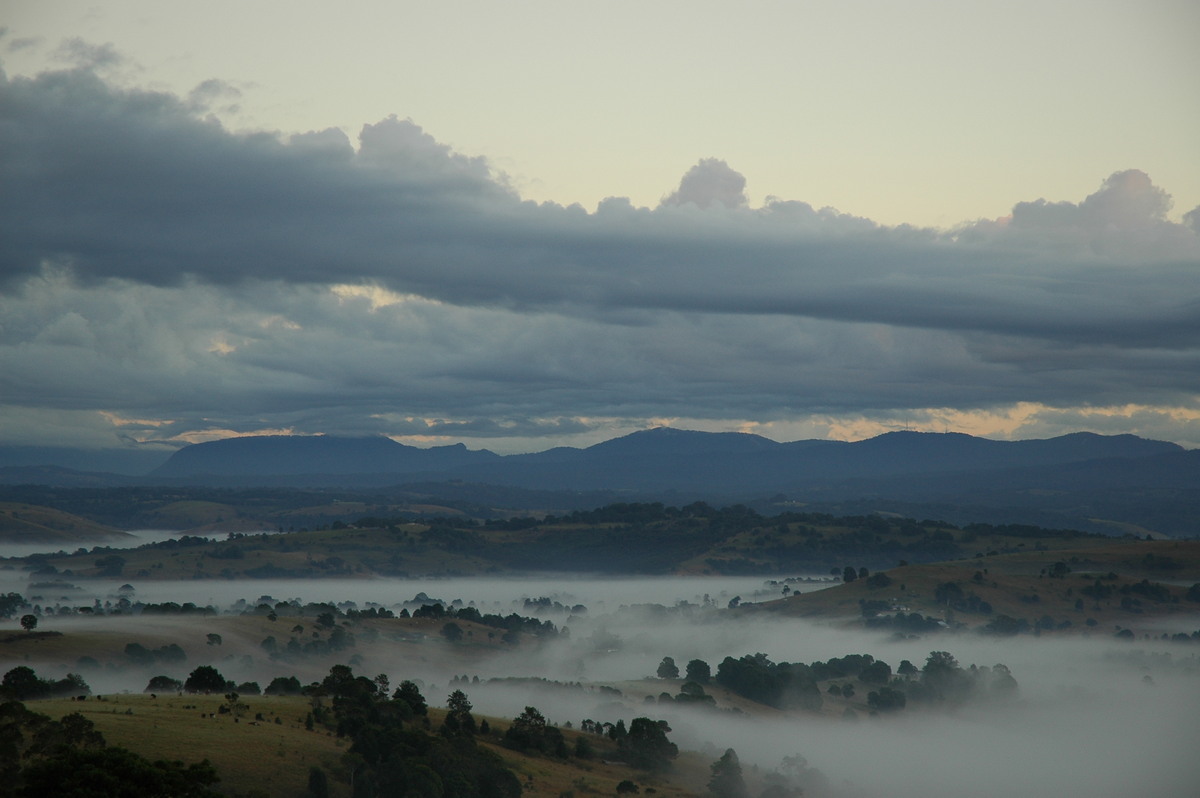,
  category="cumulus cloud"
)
[0,63,1197,454]
[659,157,749,209]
